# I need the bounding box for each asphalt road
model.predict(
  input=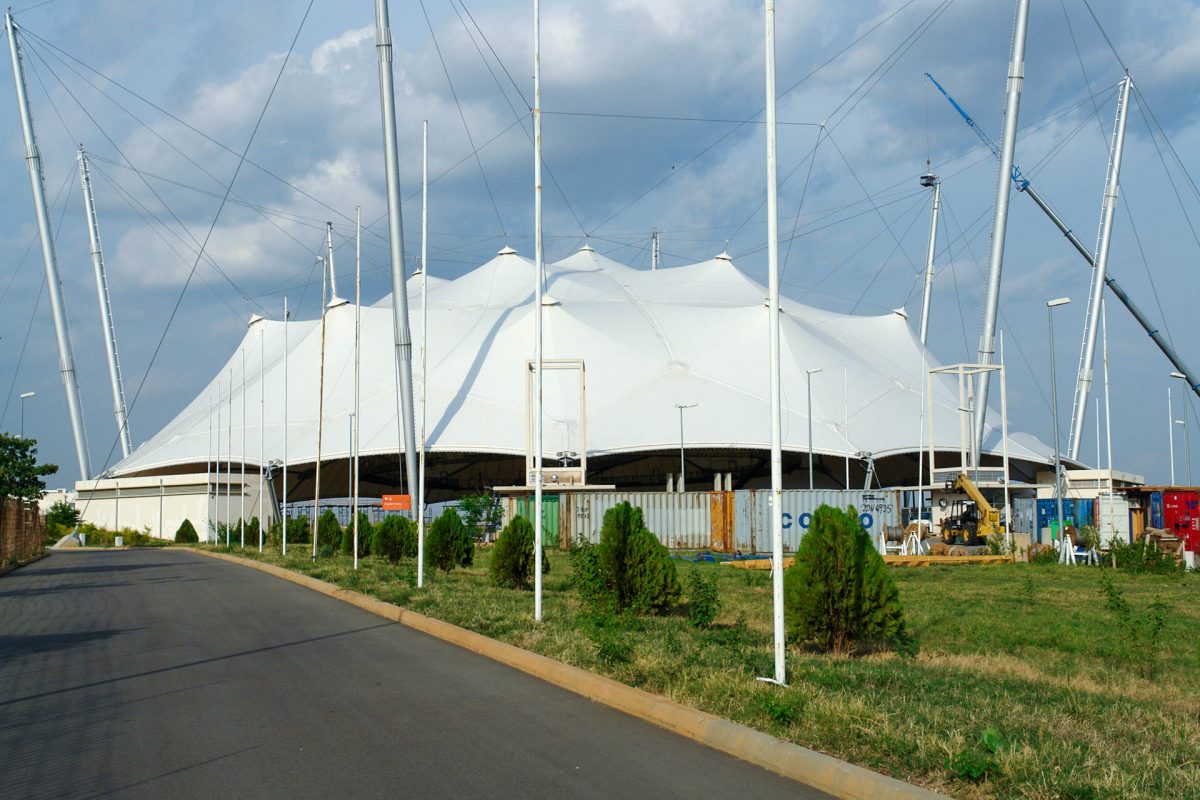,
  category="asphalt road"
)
[0,550,827,799]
